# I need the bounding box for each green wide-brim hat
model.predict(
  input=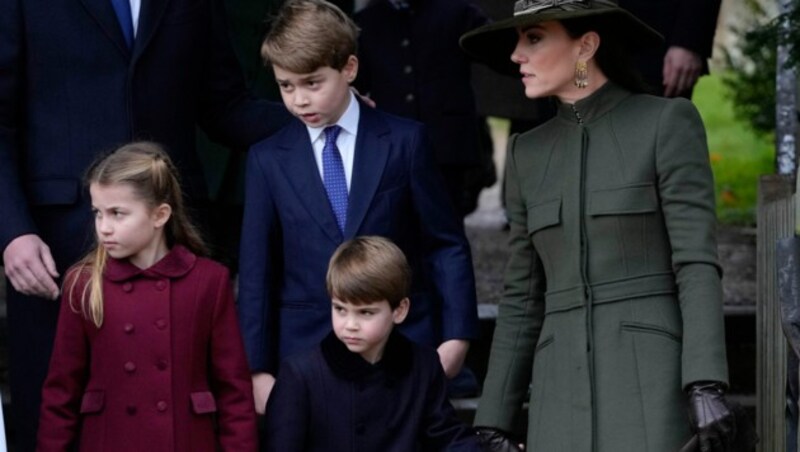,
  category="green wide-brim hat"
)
[460,0,663,76]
